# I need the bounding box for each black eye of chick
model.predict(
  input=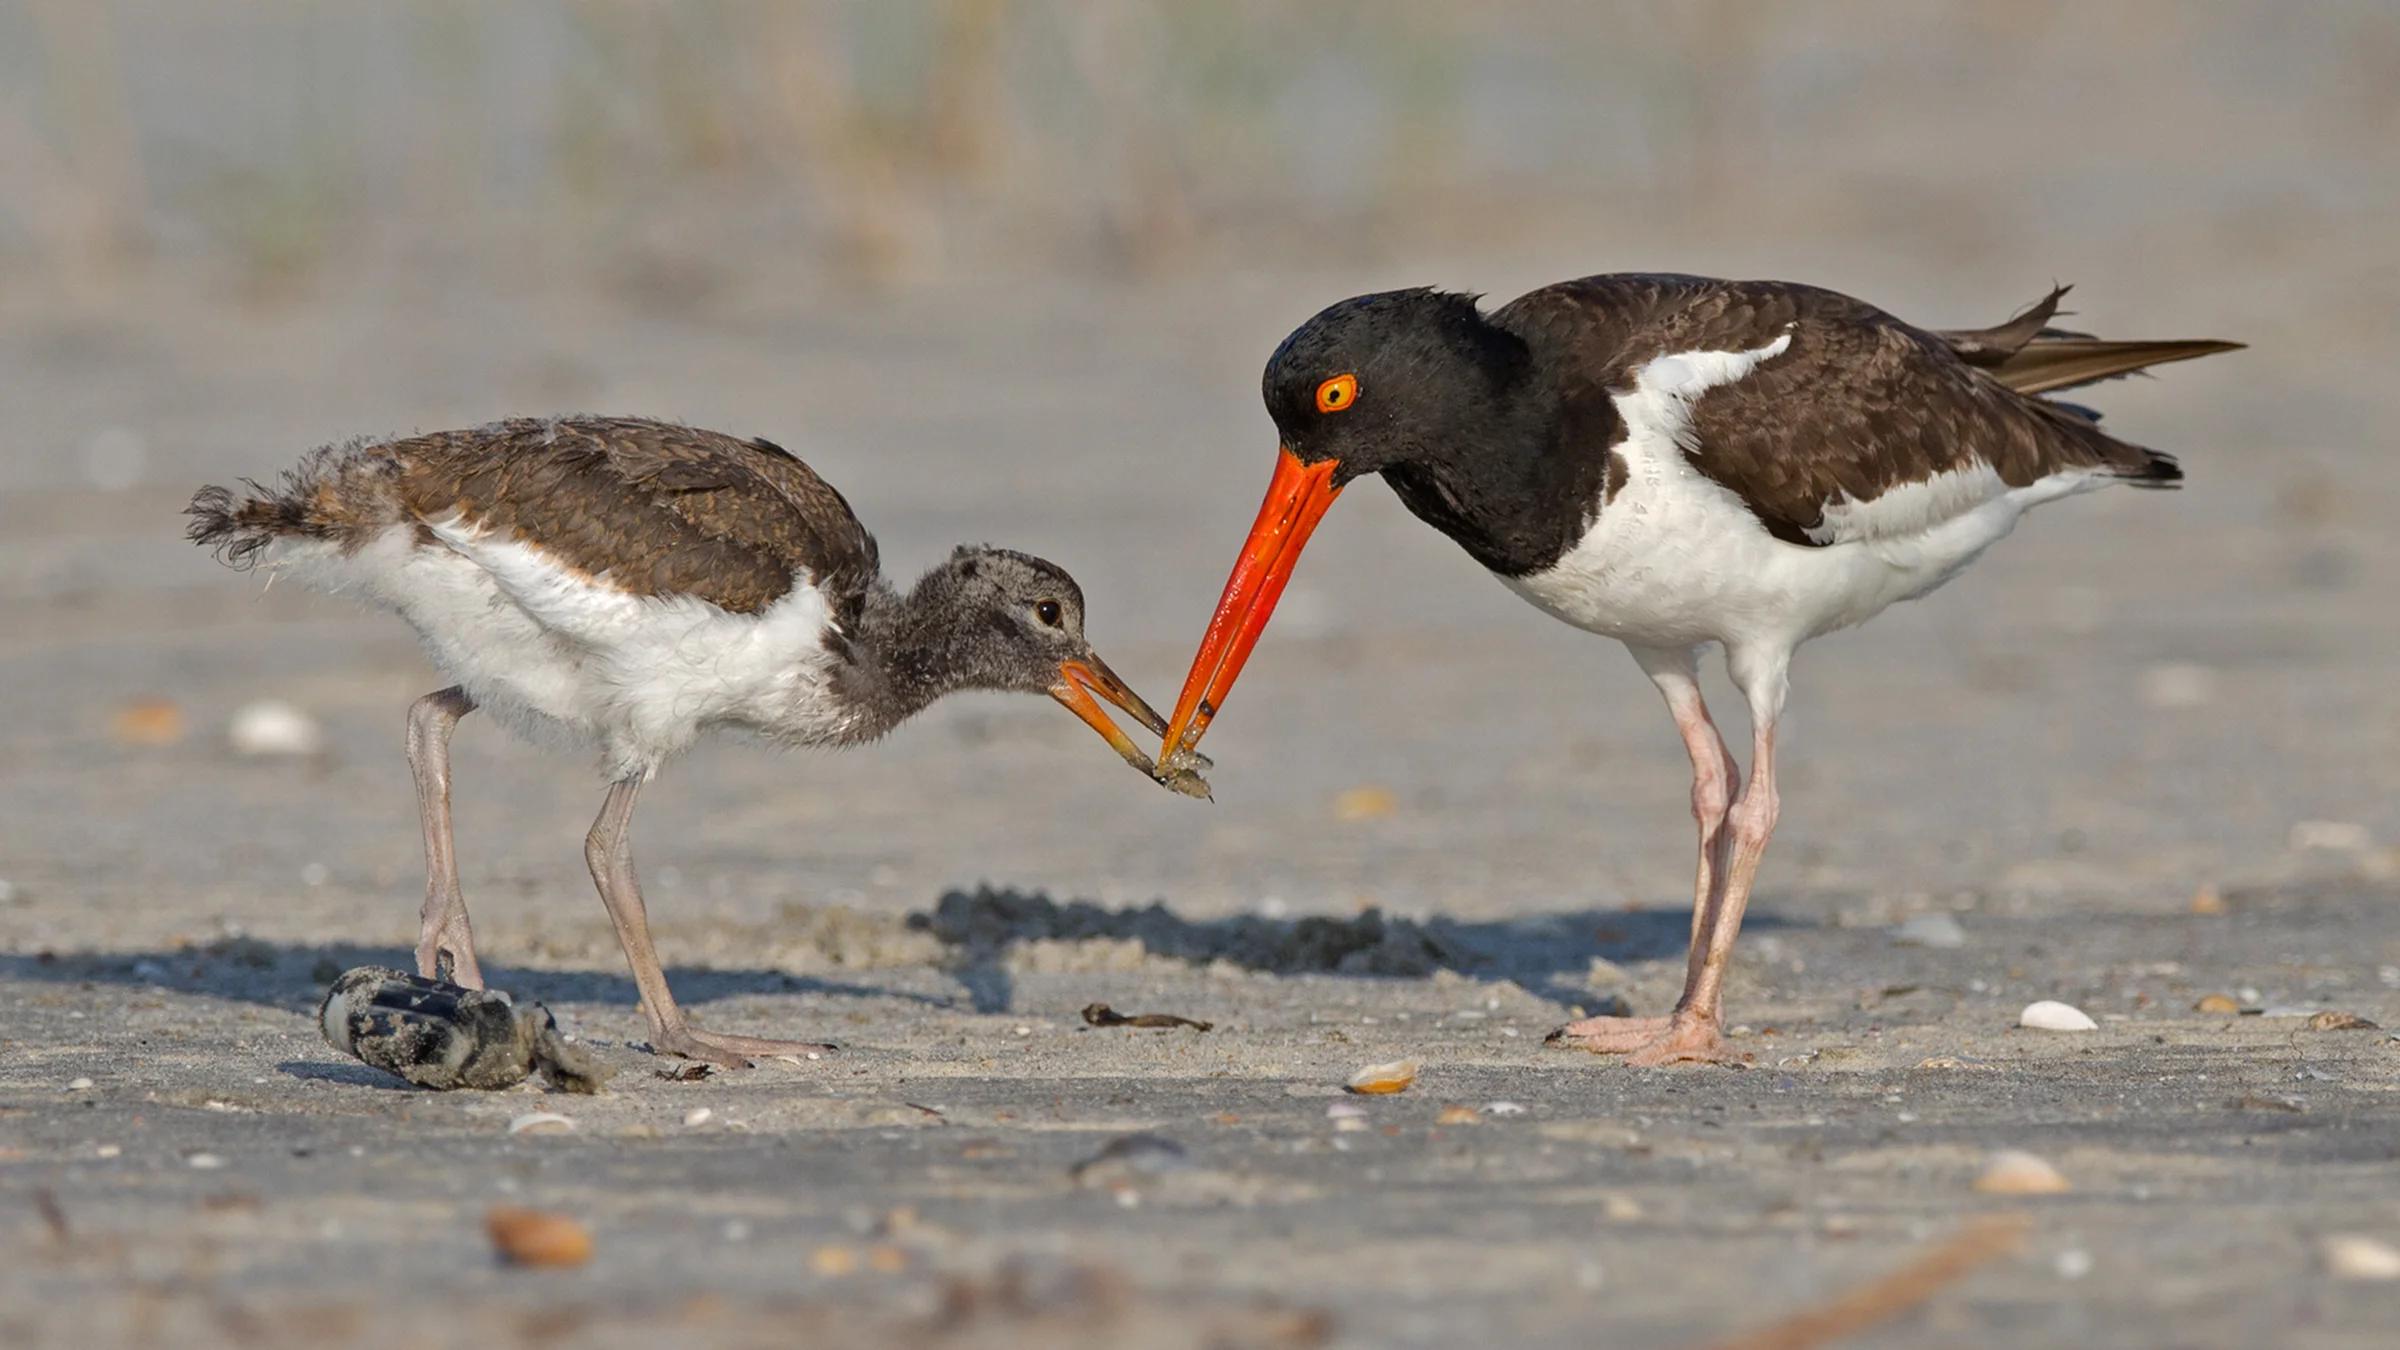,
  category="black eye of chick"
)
[1035,600,1062,627]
